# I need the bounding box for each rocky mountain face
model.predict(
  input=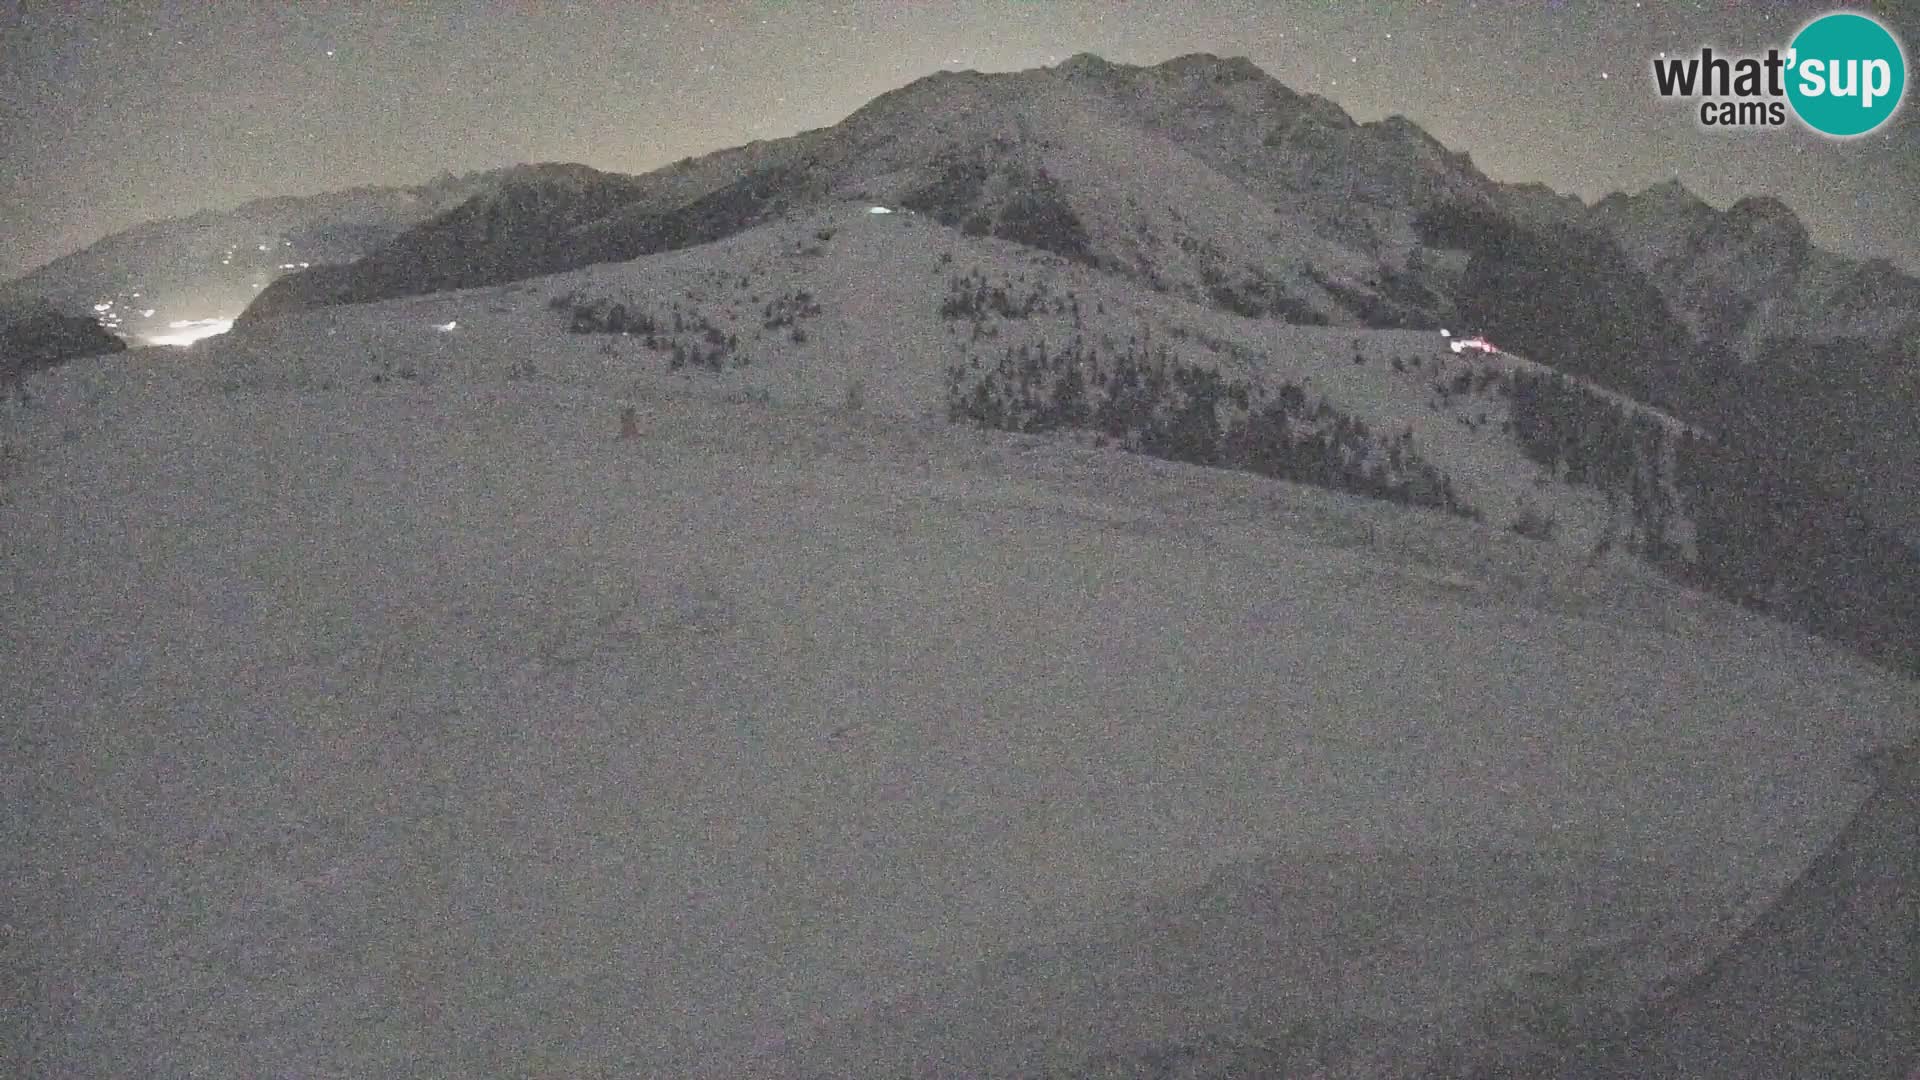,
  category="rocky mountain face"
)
[241,53,1505,330]
[1569,179,1920,541]
[1586,180,1920,358]
[1583,181,1723,279]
